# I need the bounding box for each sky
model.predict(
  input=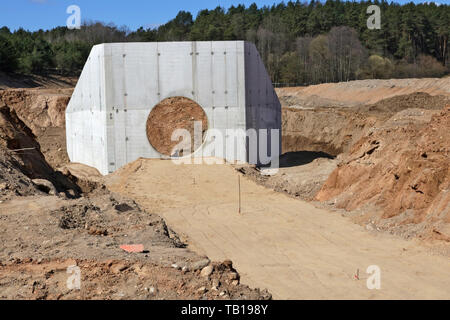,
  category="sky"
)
[0,0,446,32]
